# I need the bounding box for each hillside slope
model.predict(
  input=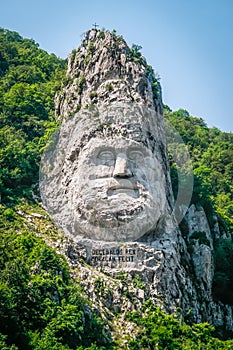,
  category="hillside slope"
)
[0,27,233,349]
